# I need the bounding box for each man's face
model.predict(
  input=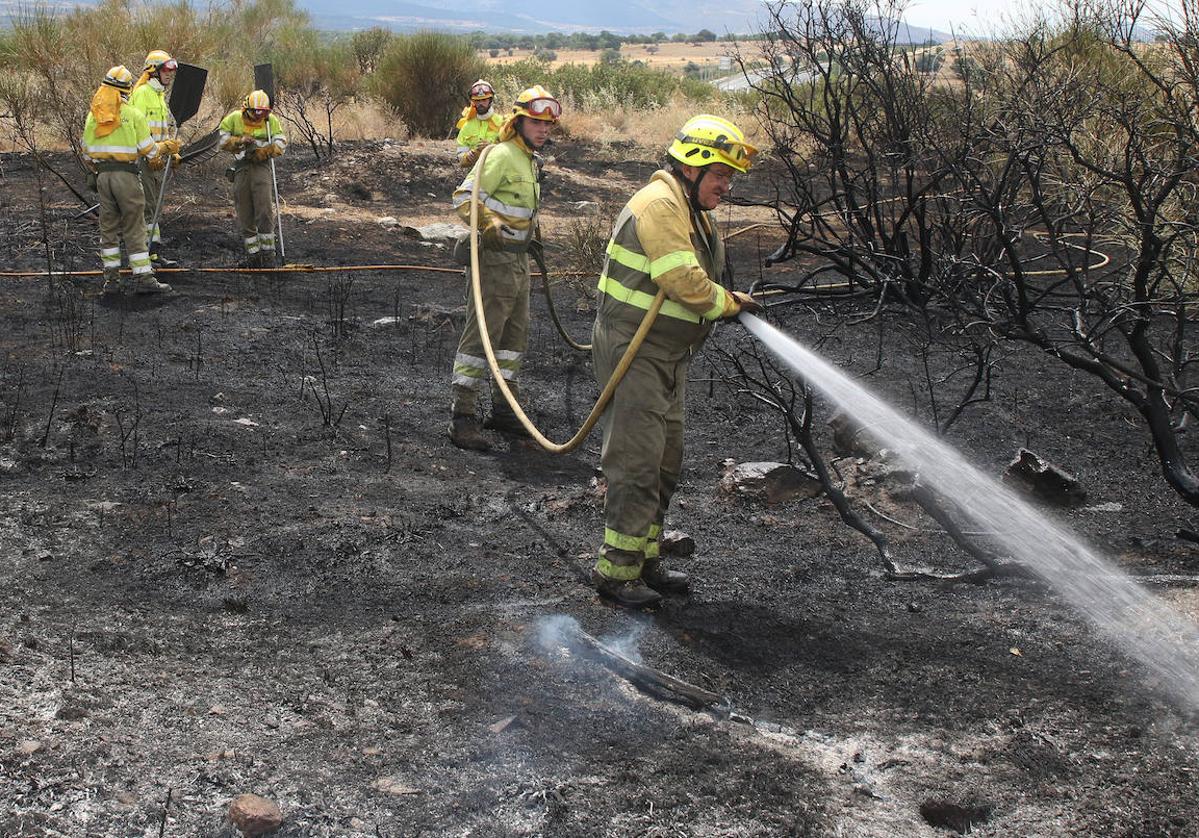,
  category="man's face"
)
[683,162,736,210]
[476,96,493,112]
[159,66,176,86]
[520,117,553,149]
